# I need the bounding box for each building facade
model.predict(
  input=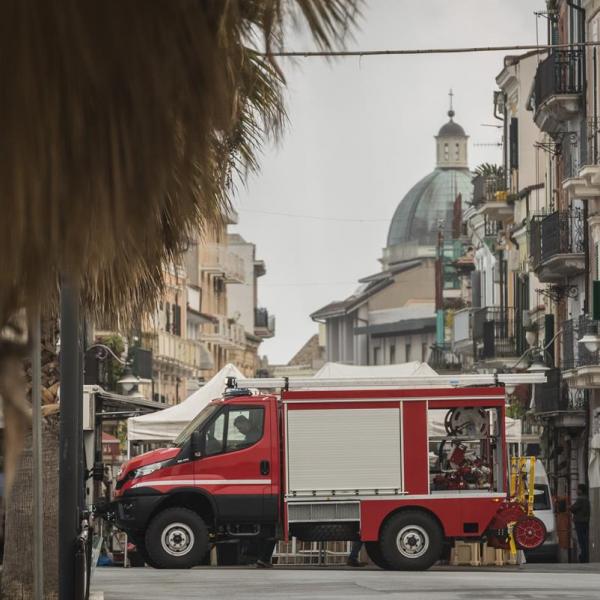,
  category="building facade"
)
[448,0,599,562]
[91,213,274,405]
